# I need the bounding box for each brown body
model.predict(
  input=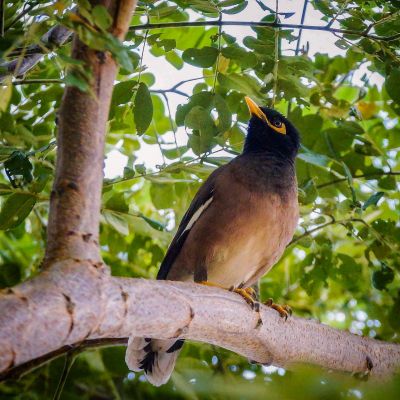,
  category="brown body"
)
[167,155,299,288]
